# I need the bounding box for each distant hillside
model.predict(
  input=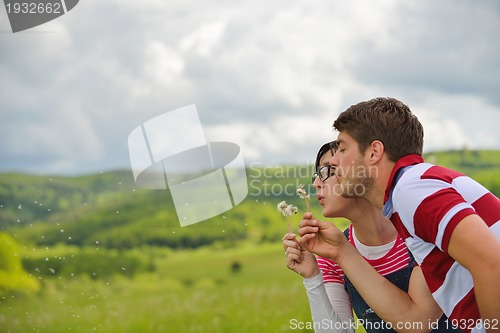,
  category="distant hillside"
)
[1,149,499,250]
[0,164,322,250]
[424,149,500,195]
[0,170,136,229]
